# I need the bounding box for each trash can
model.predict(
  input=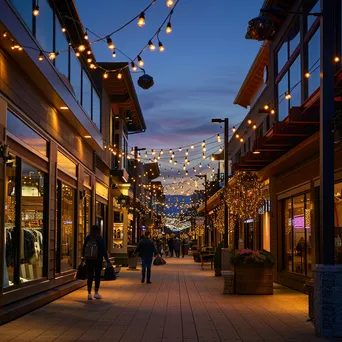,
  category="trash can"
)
[127,245,138,269]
